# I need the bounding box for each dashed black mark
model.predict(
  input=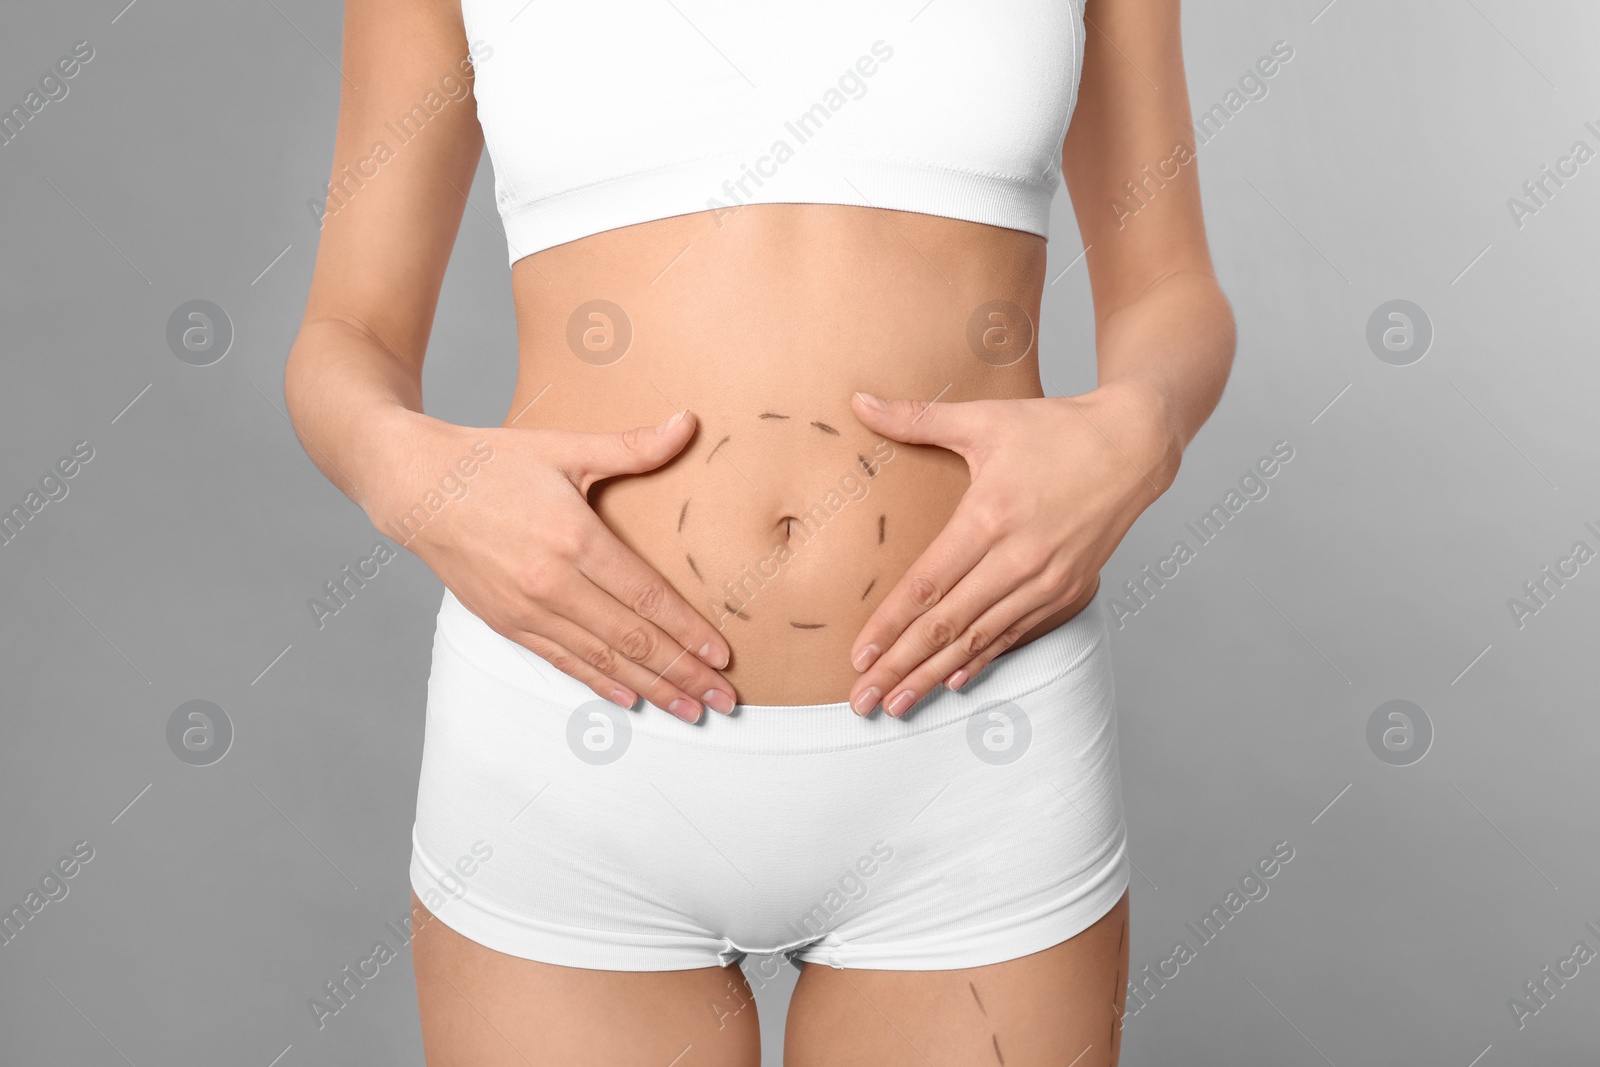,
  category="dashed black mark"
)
[706,435,731,462]
[858,452,878,478]
[1111,912,1128,1051]
[991,1034,1005,1064]
[790,621,826,630]
[811,421,840,435]
[877,514,885,544]
[969,983,986,1016]
[678,500,690,532]
[686,554,703,583]
[860,577,877,600]
[724,601,751,621]
[758,412,790,420]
